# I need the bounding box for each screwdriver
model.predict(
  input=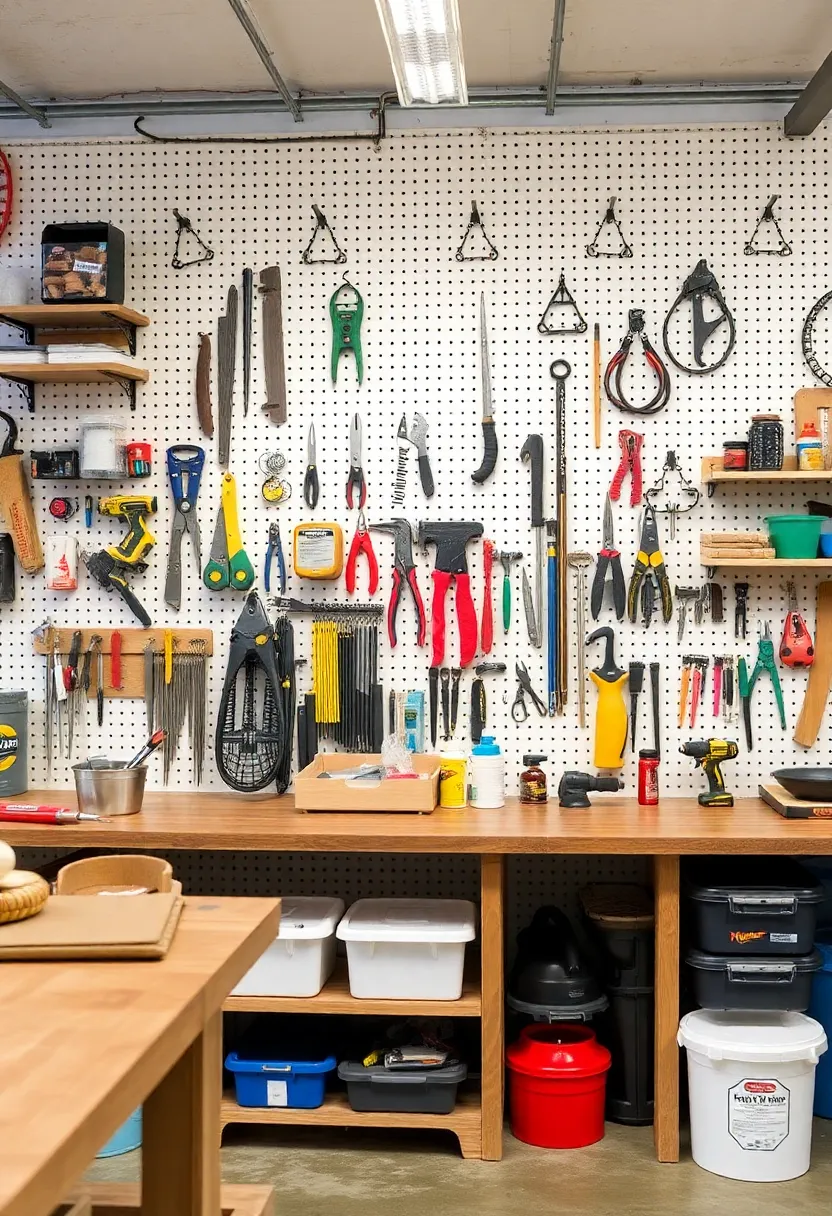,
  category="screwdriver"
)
[628,661,644,750]
[0,805,109,823]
